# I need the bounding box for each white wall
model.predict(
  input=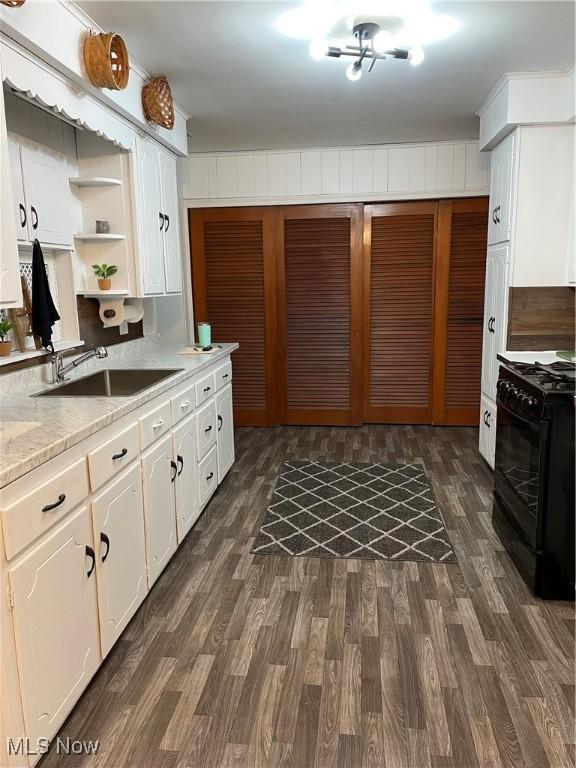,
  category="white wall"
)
[181,139,489,207]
